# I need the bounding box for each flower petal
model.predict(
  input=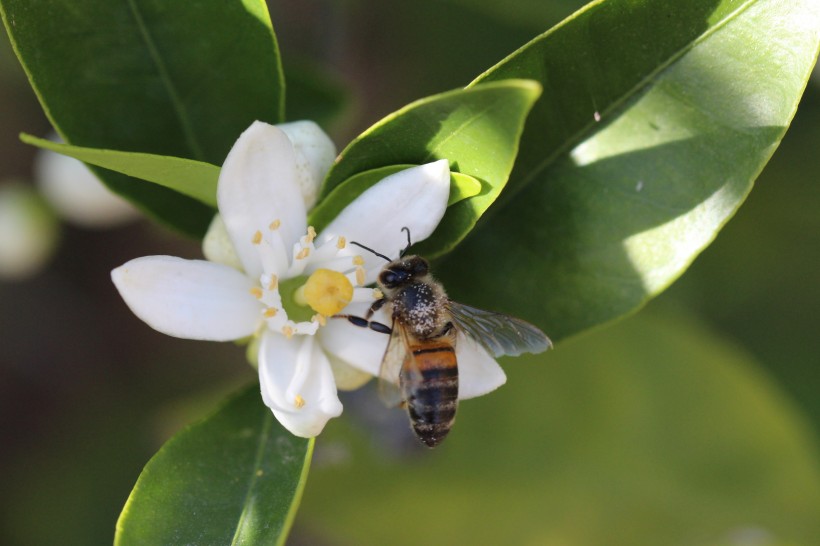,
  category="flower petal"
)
[456,331,507,399]
[278,121,336,210]
[111,256,261,341]
[201,214,243,271]
[318,160,450,282]
[317,301,392,376]
[326,352,373,391]
[259,332,343,437]
[218,121,307,278]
